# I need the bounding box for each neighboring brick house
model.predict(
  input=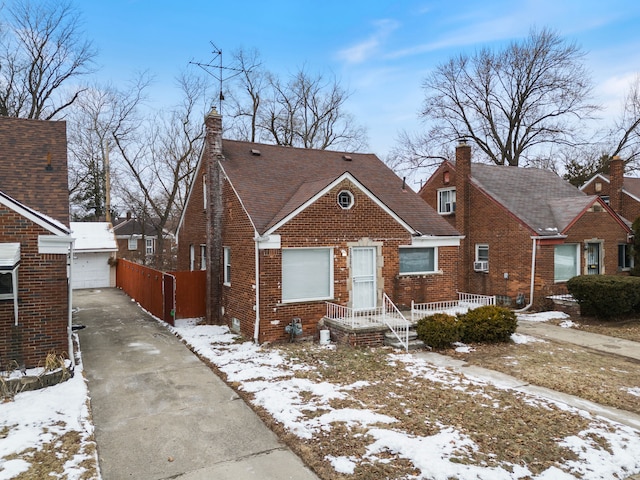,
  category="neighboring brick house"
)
[177,109,462,343]
[113,214,176,270]
[0,117,74,369]
[419,141,632,308]
[581,156,640,224]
